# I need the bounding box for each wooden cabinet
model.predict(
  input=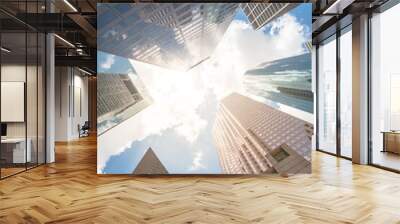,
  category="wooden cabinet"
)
[382,132,400,154]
